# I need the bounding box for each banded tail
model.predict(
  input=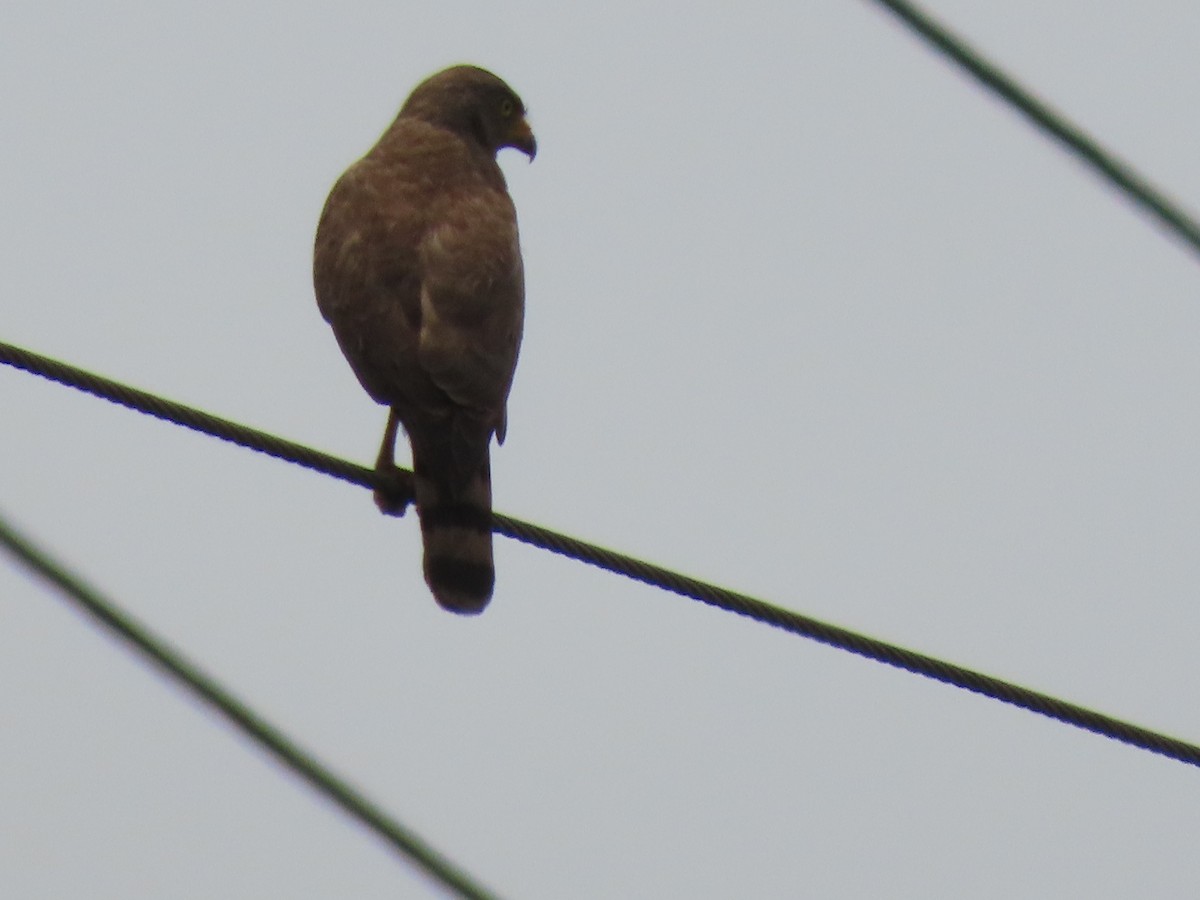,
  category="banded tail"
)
[413,451,495,615]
